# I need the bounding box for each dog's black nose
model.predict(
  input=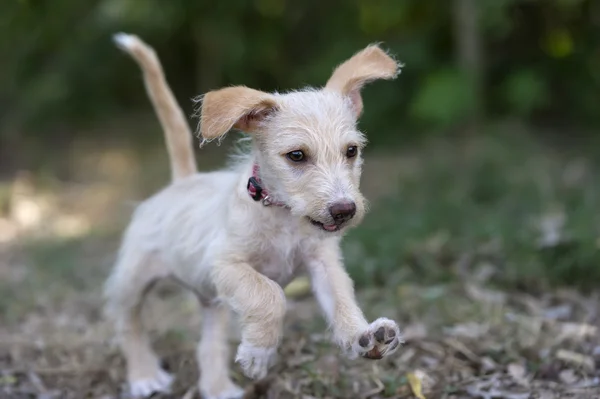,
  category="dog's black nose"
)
[329,201,356,223]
